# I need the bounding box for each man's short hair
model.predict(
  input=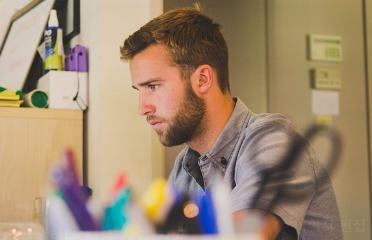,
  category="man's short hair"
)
[120,4,230,94]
